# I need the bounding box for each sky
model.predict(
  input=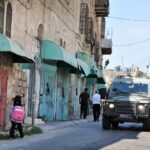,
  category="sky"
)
[104,0,150,72]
